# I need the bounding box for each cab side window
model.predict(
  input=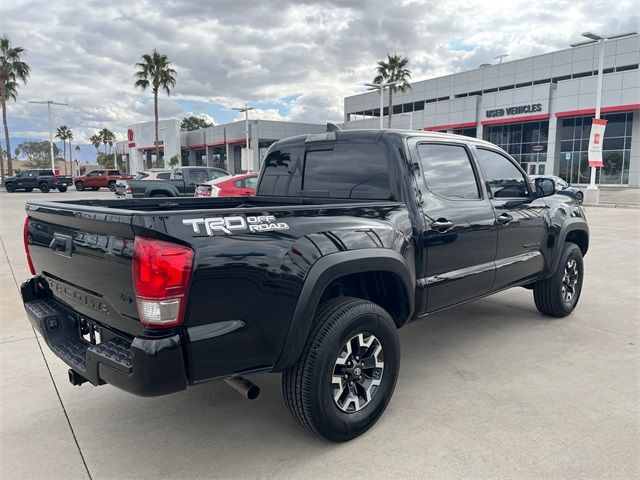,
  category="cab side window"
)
[475,148,530,198]
[417,143,480,200]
